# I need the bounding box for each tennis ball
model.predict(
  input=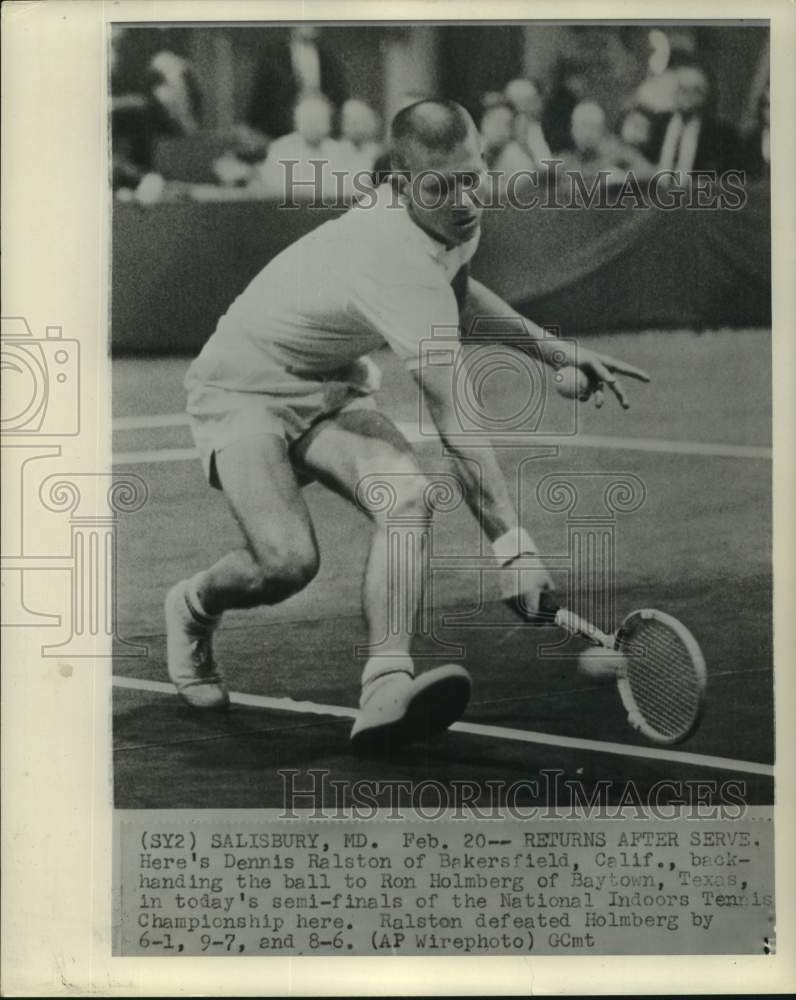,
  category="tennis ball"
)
[554,366,591,401]
[577,646,625,681]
